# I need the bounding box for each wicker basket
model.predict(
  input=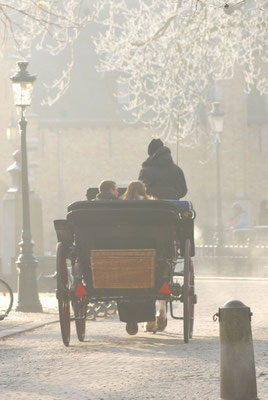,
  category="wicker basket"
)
[91,249,156,289]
